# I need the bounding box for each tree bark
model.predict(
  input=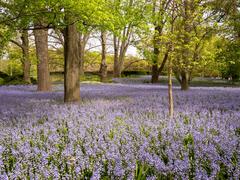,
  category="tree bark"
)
[113,26,131,78]
[79,42,85,76]
[231,0,240,40]
[151,49,170,83]
[34,24,51,91]
[99,31,108,82]
[180,71,189,90]
[20,30,31,83]
[168,55,173,118]
[64,21,80,103]
[9,31,31,83]
[179,0,191,91]
[158,50,169,73]
[117,44,127,77]
[113,35,120,77]
[151,25,161,83]
[78,33,89,76]
[151,64,159,83]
